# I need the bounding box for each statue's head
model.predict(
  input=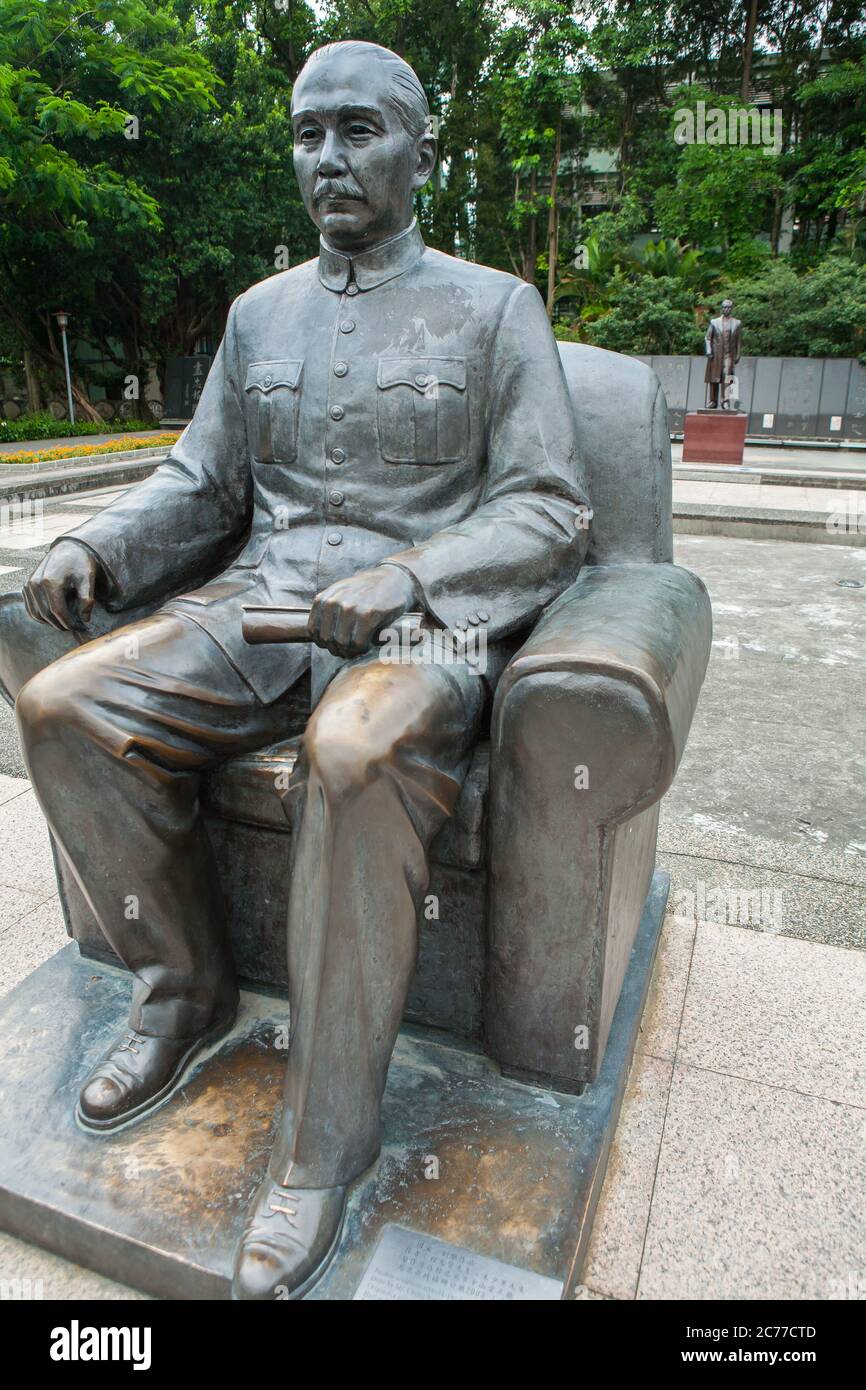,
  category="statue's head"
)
[291,41,436,252]
[721,299,734,317]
